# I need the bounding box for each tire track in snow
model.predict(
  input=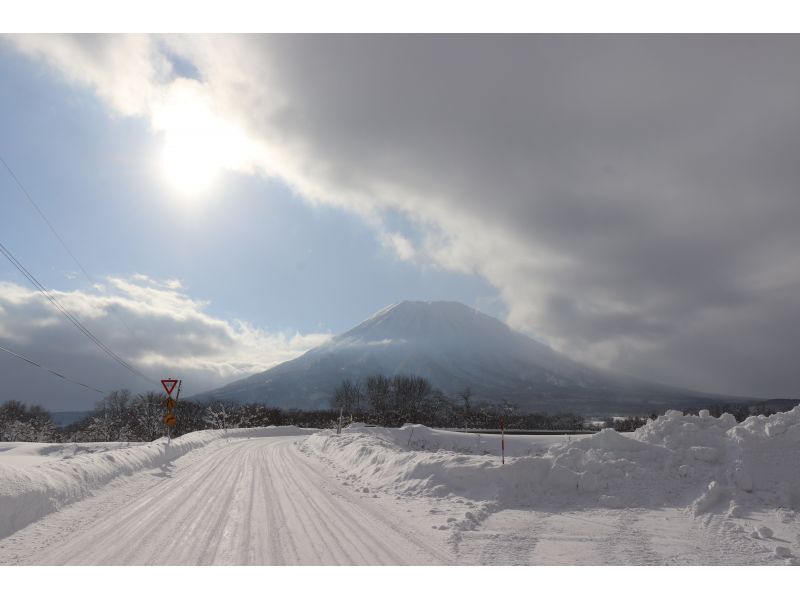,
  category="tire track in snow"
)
[0,436,451,565]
